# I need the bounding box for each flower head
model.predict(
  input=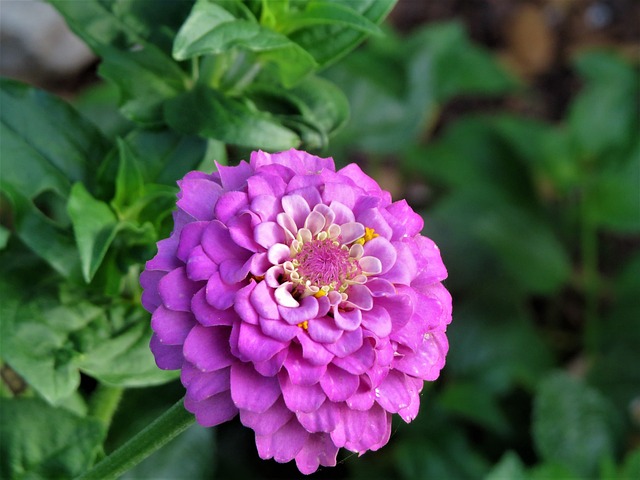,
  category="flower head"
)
[140,149,452,474]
